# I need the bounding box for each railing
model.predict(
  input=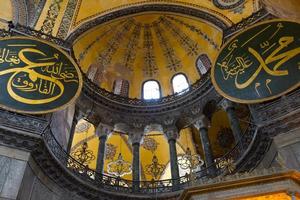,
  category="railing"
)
[42,122,258,195]
[249,88,300,125]
[83,72,212,108]
[0,109,47,135]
